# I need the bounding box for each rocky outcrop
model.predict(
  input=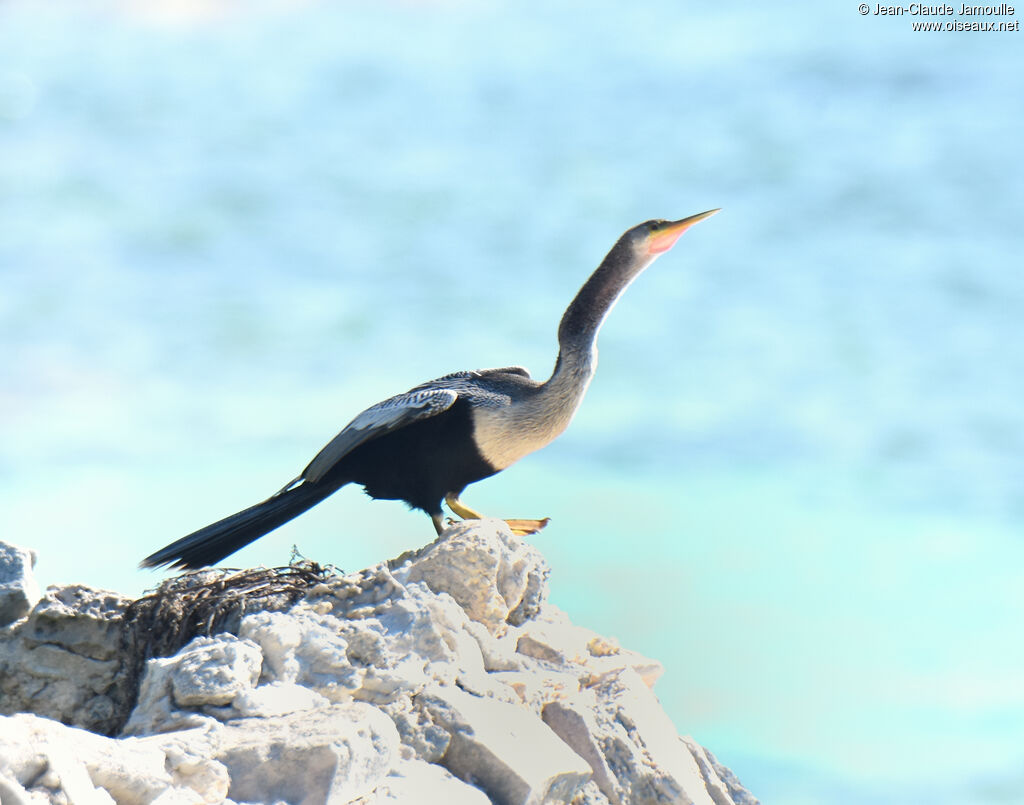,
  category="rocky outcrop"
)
[0,523,758,804]
[0,580,133,737]
[0,543,41,628]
